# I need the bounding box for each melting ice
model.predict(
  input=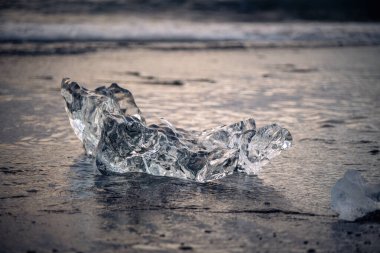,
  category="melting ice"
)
[61,78,292,182]
[331,170,380,221]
